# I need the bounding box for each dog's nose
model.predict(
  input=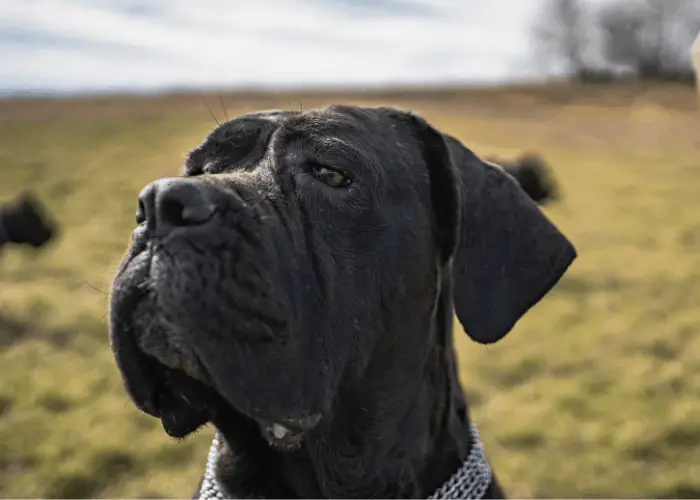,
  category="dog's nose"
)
[137,178,217,236]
